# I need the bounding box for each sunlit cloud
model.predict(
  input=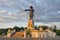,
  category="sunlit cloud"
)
[0,0,60,28]
[0,17,4,21]
[0,10,7,14]
[0,0,60,23]
[57,11,60,13]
